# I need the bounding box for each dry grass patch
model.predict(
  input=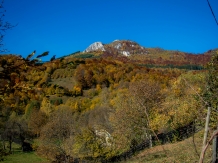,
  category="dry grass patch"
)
[126,130,212,163]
